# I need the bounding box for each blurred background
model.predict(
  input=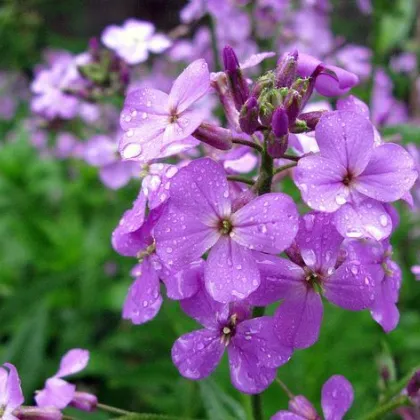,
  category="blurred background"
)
[0,0,420,419]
